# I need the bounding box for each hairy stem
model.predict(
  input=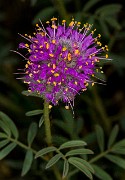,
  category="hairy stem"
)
[44,99,52,146]
[43,99,64,180]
